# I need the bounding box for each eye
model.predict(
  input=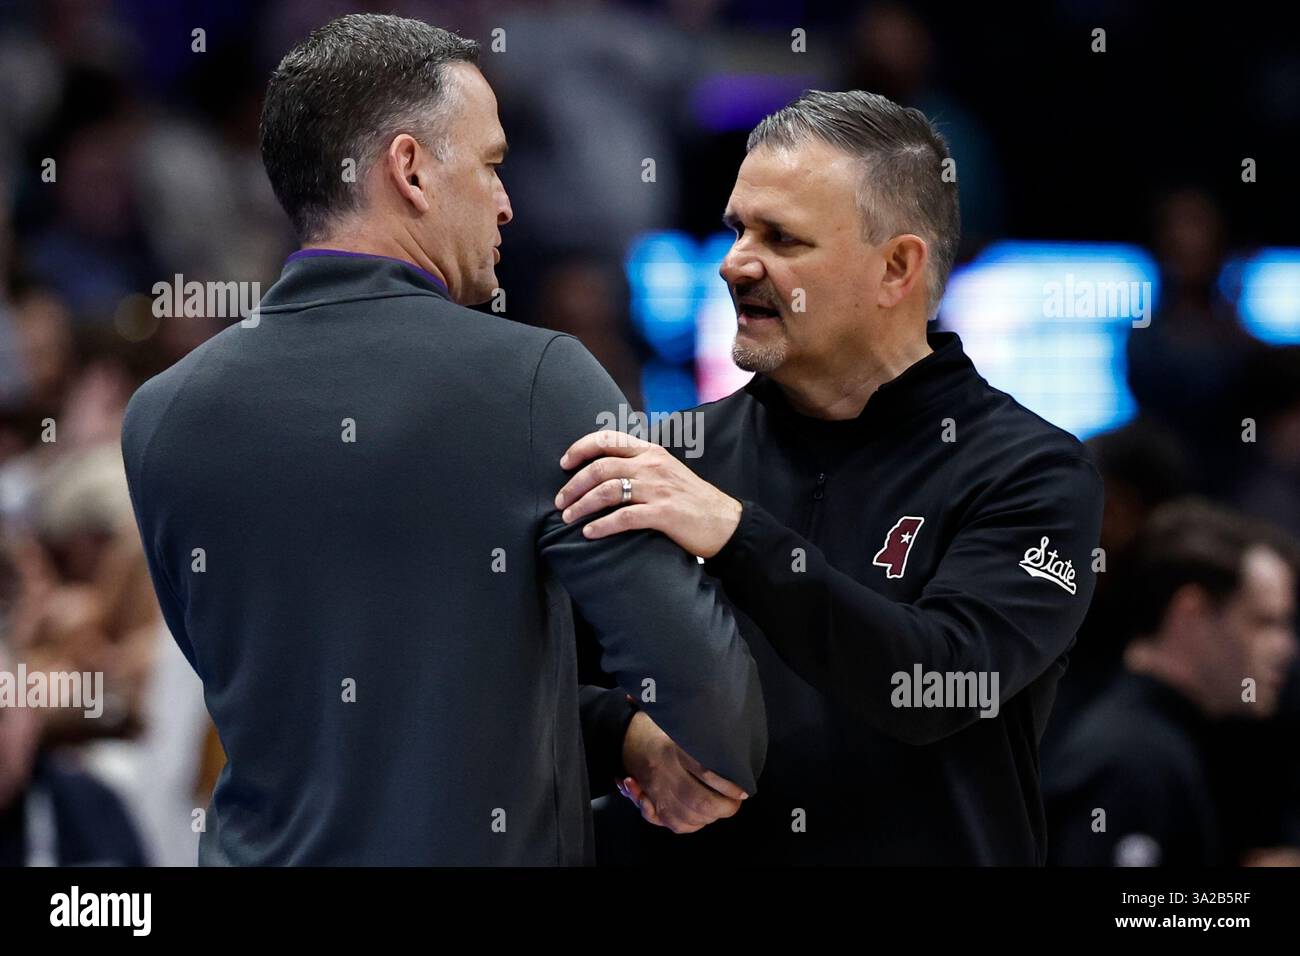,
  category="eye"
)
[773,231,800,246]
